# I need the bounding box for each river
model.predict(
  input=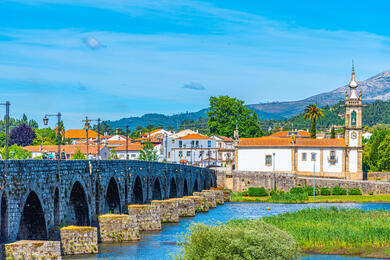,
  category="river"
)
[65,202,390,260]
